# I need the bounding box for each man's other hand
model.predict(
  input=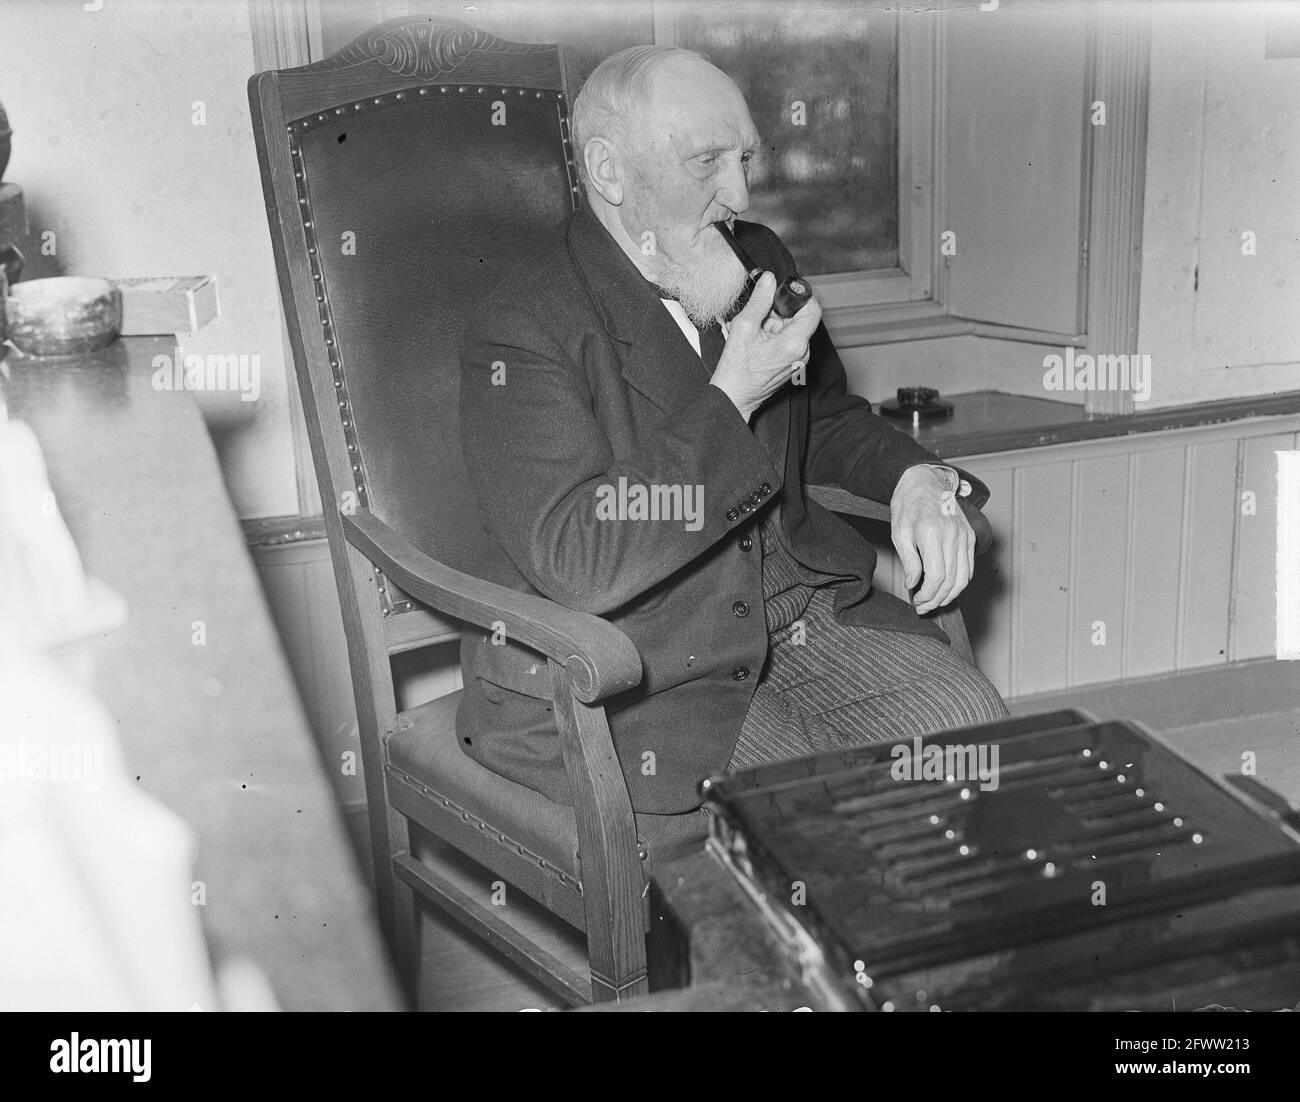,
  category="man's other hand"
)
[711,272,822,422]
[890,464,975,615]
